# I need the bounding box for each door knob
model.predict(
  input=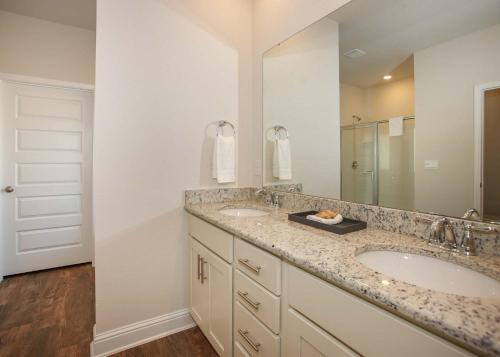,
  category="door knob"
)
[4,186,14,193]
